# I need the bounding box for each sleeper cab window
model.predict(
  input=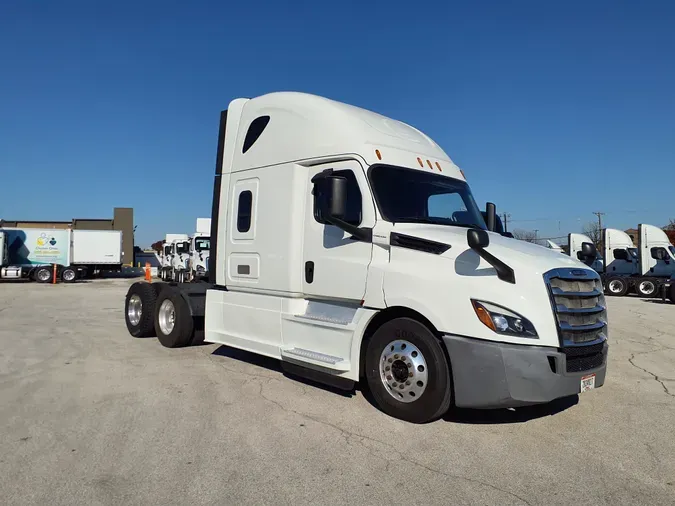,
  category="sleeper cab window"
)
[242,116,270,154]
[313,169,362,226]
[237,190,253,232]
